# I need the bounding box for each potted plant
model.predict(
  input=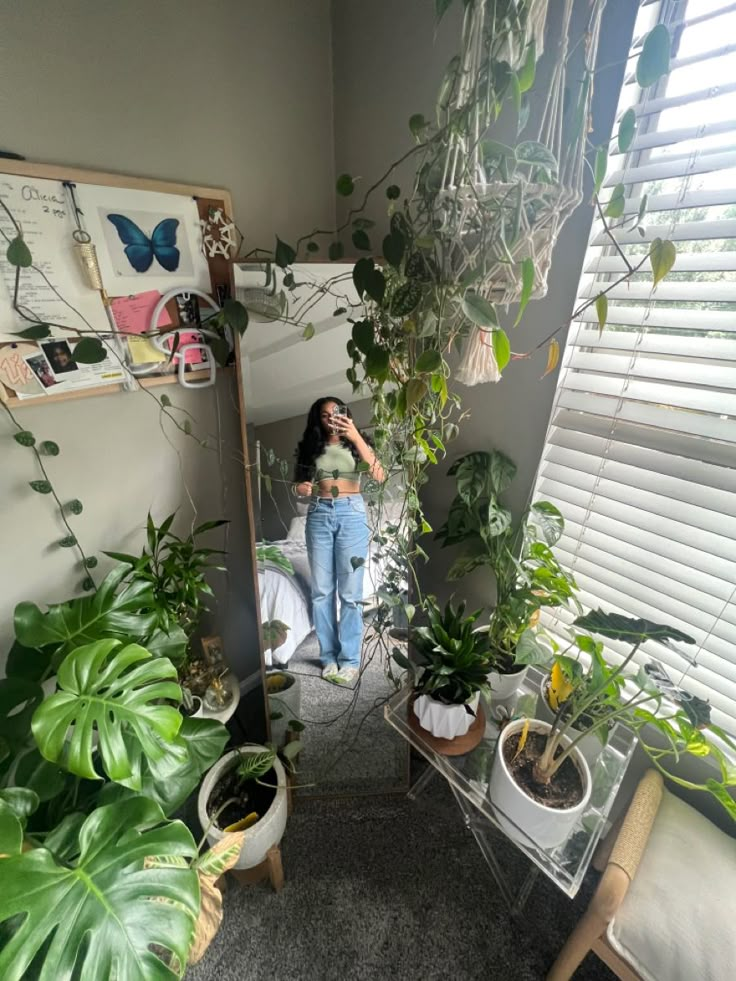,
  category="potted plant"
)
[105,511,228,693]
[436,449,577,700]
[393,596,491,753]
[0,633,230,978]
[489,610,699,848]
[198,741,300,870]
[265,667,303,748]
